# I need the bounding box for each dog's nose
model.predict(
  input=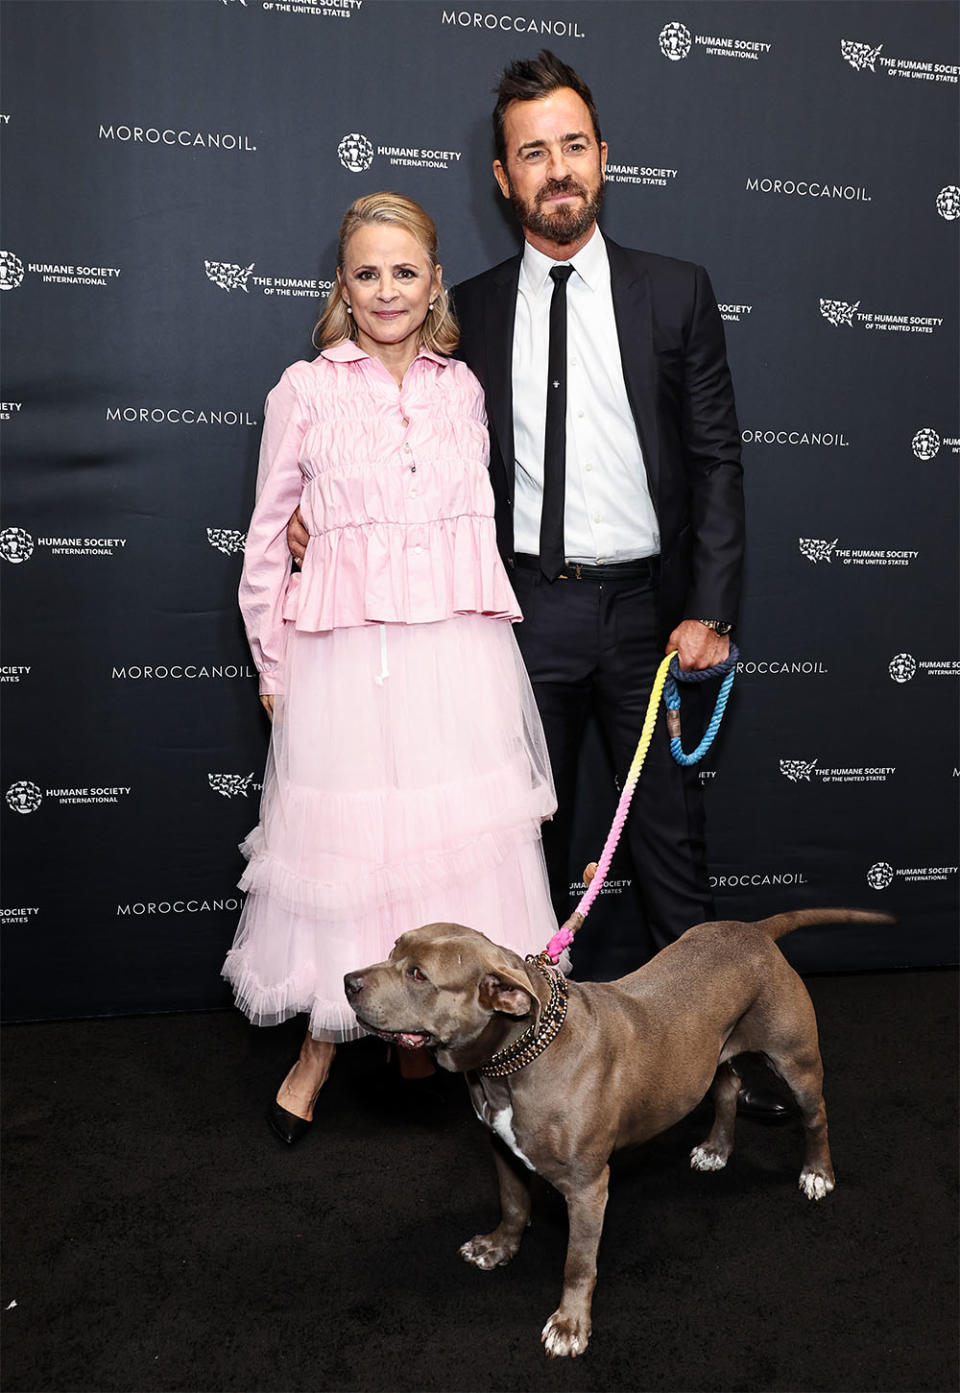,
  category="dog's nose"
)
[343,973,363,1000]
